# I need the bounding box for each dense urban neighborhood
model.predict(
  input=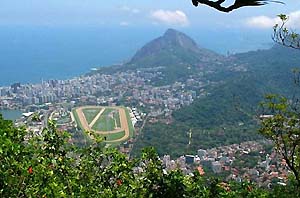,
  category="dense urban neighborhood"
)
[0,66,291,187]
[0,67,208,115]
[1,28,299,191]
